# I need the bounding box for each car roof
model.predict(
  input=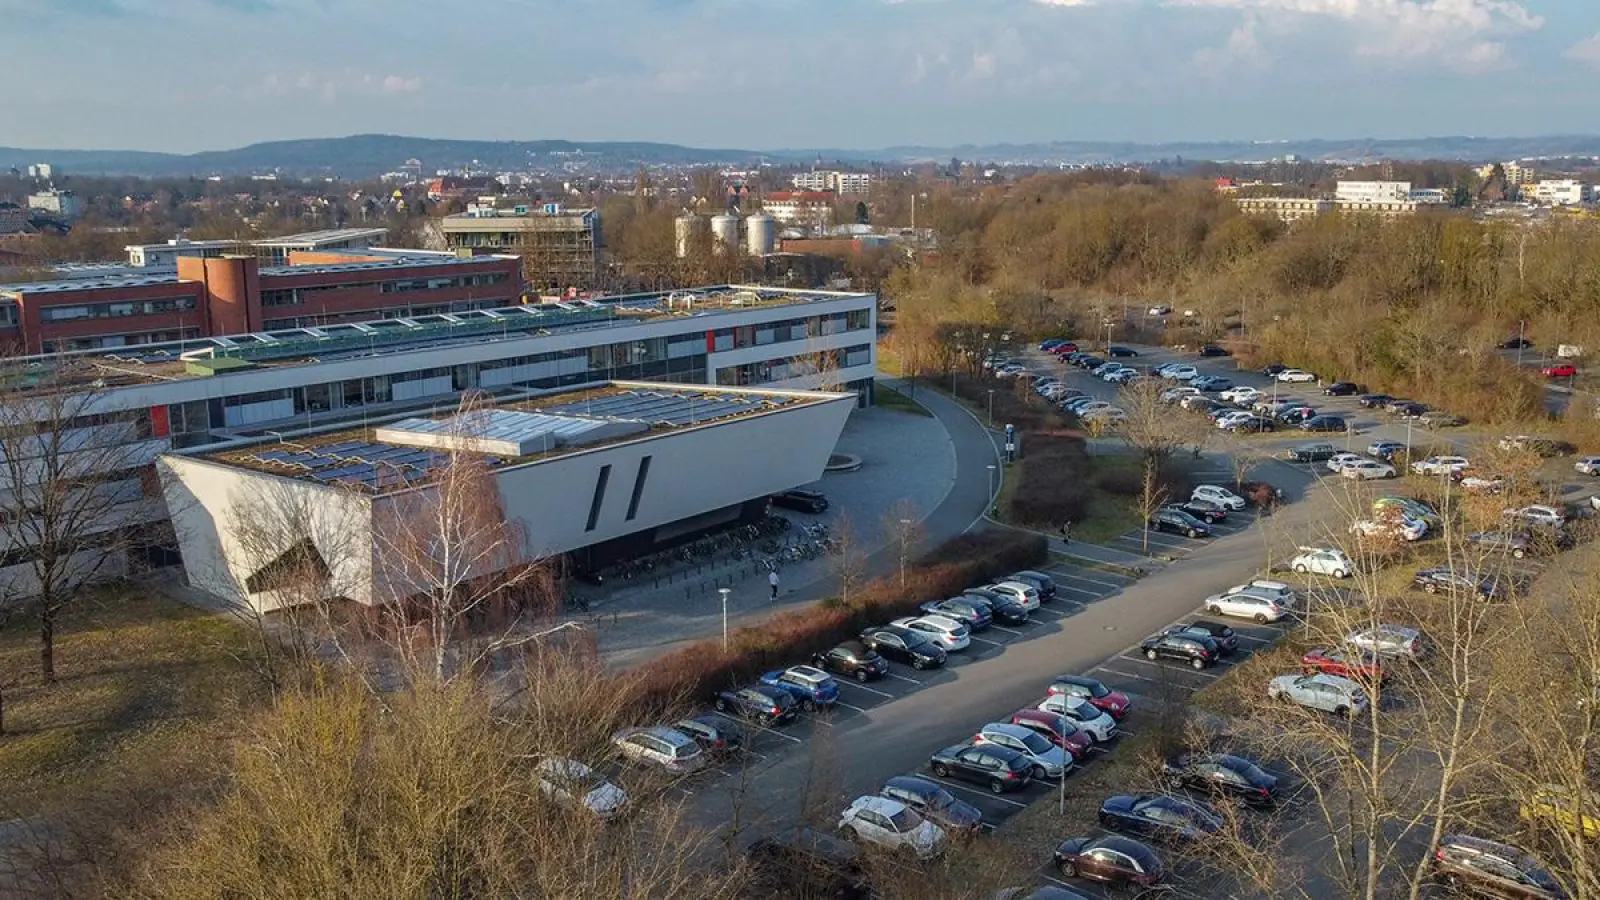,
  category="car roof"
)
[1087,834,1163,866]
[884,774,944,797]
[980,722,1037,741]
[834,639,870,654]
[756,826,859,863]
[638,726,697,747]
[850,794,909,817]
[785,665,831,681]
